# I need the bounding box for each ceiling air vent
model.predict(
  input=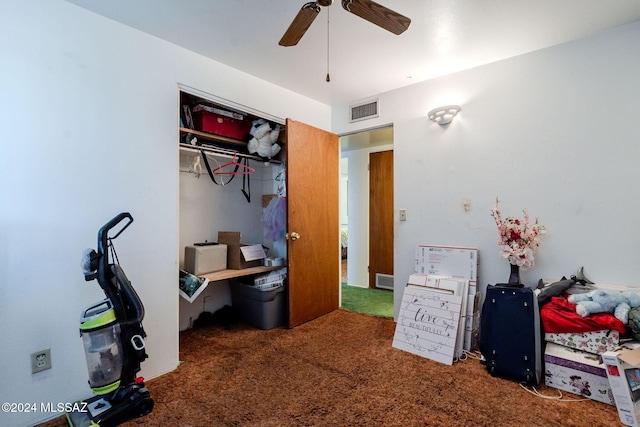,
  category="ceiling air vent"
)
[350,99,379,122]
